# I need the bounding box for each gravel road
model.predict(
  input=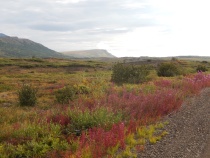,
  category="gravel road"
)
[138,88,210,158]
